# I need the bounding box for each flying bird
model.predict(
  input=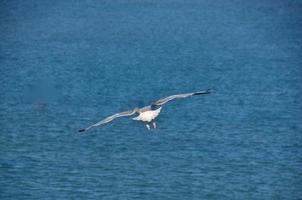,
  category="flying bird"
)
[78,89,210,132]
